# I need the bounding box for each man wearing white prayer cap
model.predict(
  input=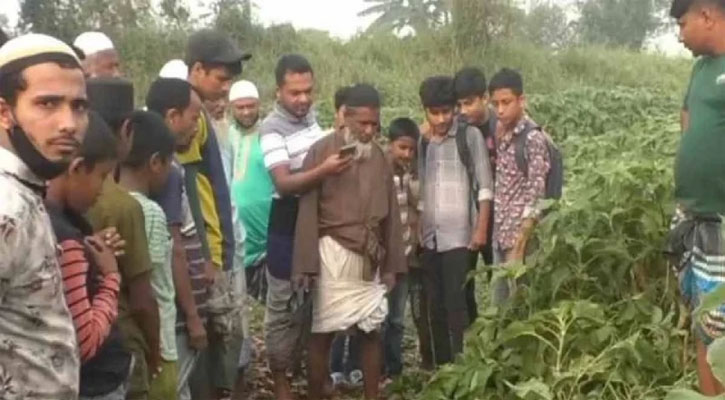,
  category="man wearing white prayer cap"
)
[73,31,121,78]
[226,79,270,395]
[159,59,188,80]
[0,33,87,399]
